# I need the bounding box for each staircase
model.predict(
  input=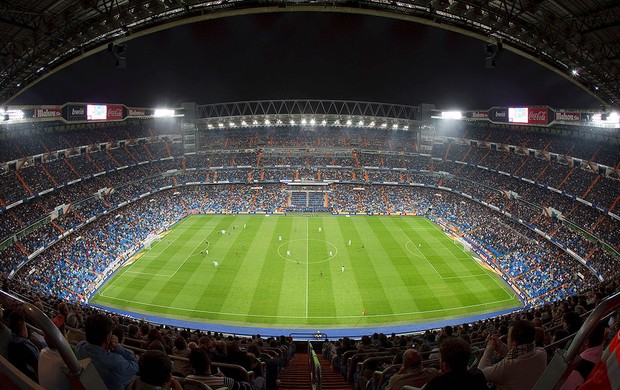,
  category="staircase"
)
[278,354,311,389]
[278,353,351,390]
[316,354,352,390]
